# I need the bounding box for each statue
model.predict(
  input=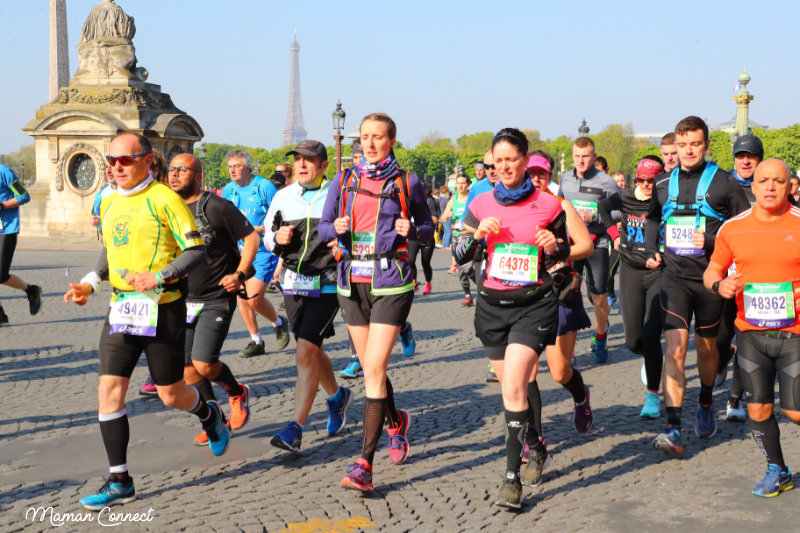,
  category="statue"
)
[73,0,146,82]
